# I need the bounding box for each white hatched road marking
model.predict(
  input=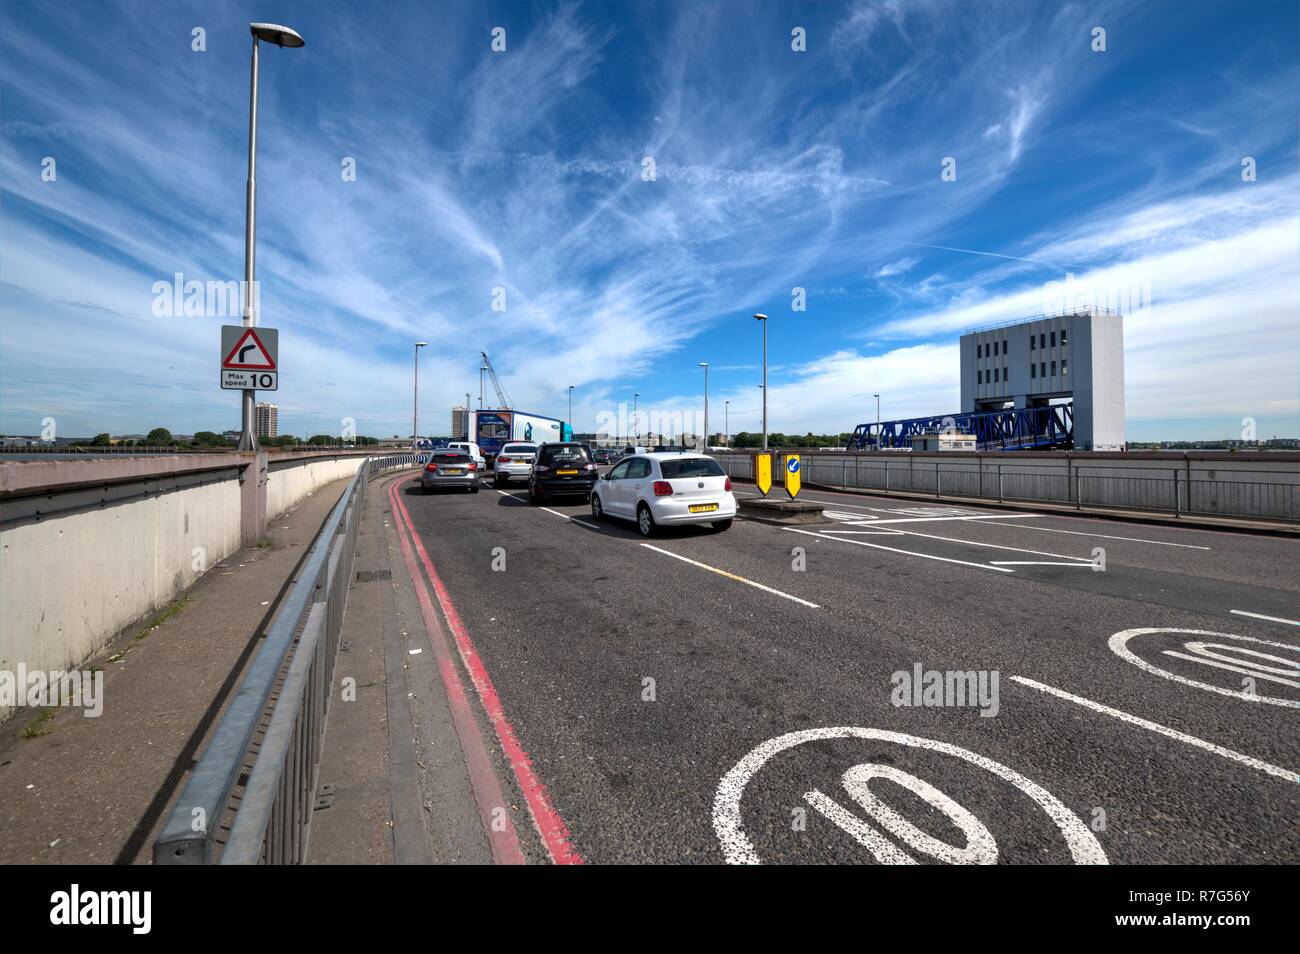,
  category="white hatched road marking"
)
[784,527,1013,573]
[981,520,1212,550]
[1230,609,1300,627]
